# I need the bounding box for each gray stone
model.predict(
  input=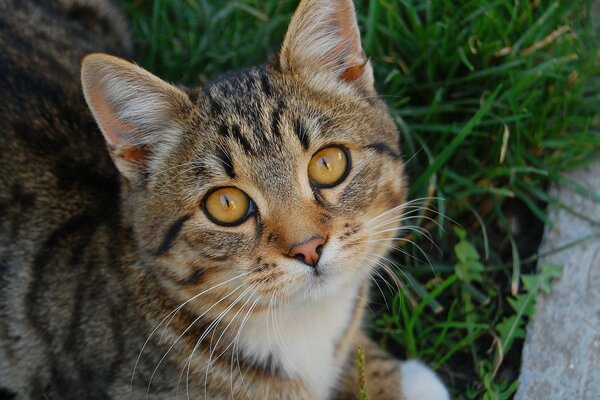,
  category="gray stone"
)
[516,162,600,400]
